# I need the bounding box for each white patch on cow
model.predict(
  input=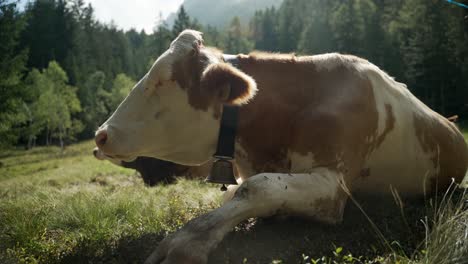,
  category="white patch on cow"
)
[222,177,244,204]
[355,63,438,195]
[289,151,317,172]
[307,53,369,73]
[239,170,345,222]
[307,53,344,71]
[143,82,220,165]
